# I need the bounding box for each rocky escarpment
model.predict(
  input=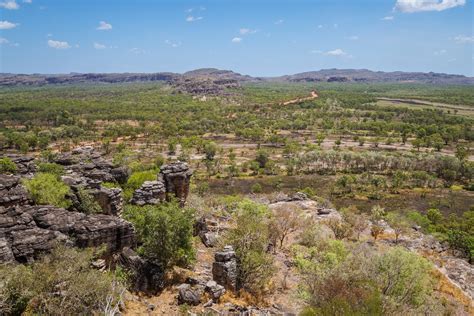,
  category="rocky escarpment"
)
[0,146,139,263]
[0,175,135,263]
